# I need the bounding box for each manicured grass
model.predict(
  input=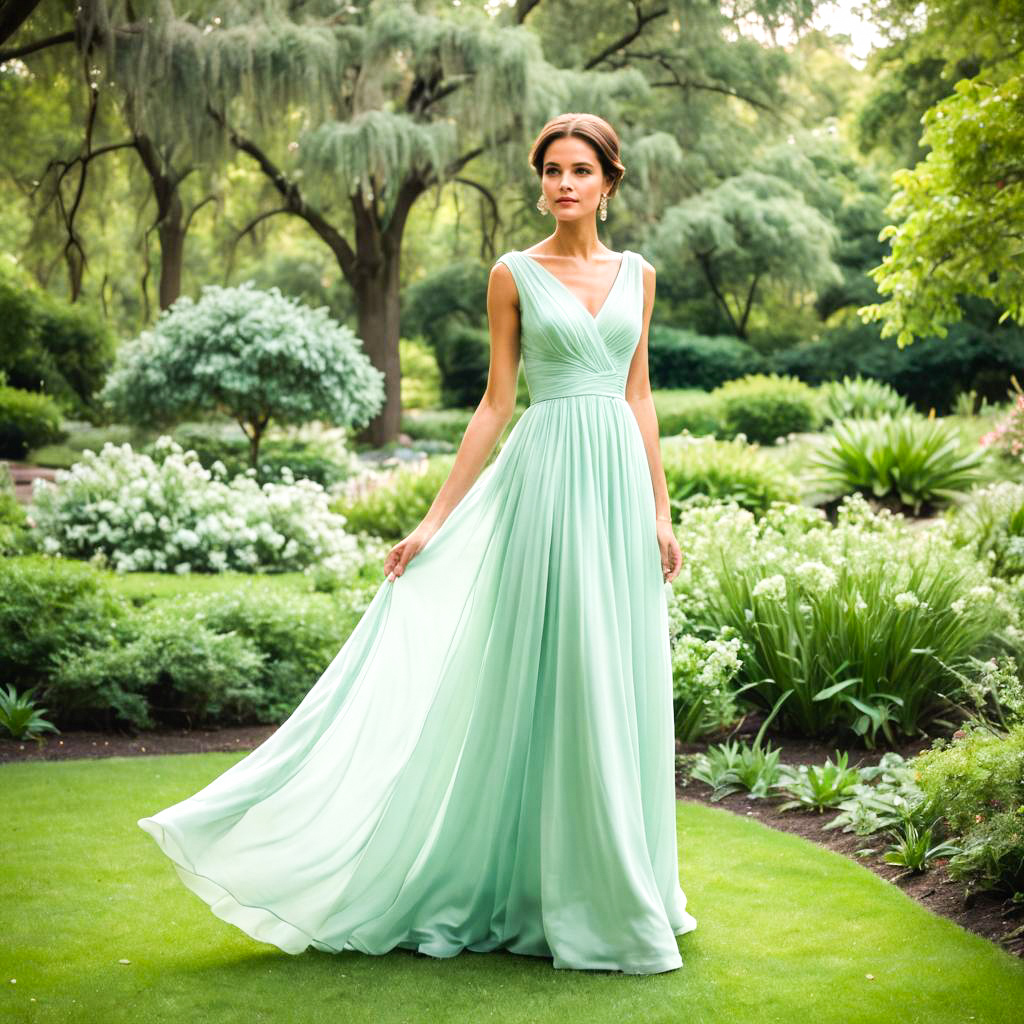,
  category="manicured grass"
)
[5,754,1024,1023]
[100,566,313,603]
